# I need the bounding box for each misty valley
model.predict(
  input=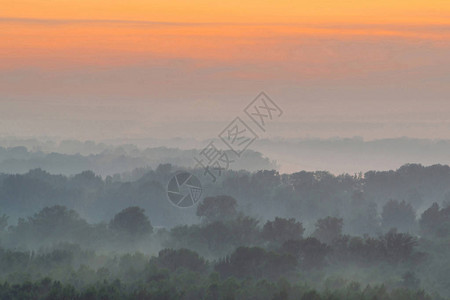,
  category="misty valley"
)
[0,144,449,299]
